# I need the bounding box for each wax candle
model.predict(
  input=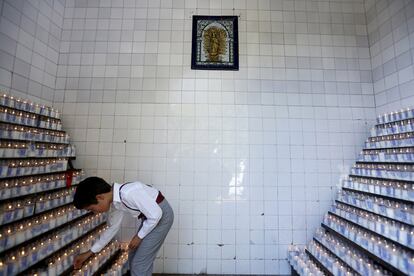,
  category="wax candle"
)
[57,210,65,225]
[36,197,46,213]
[1,228,9,251]
[29,244,39,264]
[404,256,414,275]
[0,259,6,275]
[18,249,30,272]
[0,181,11,199]
[47,260,57,276]
[7,255,18,275]
[24,198,34,217]
[22,179,34,195]
[14,223,26,245]
[35,177,45,192]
